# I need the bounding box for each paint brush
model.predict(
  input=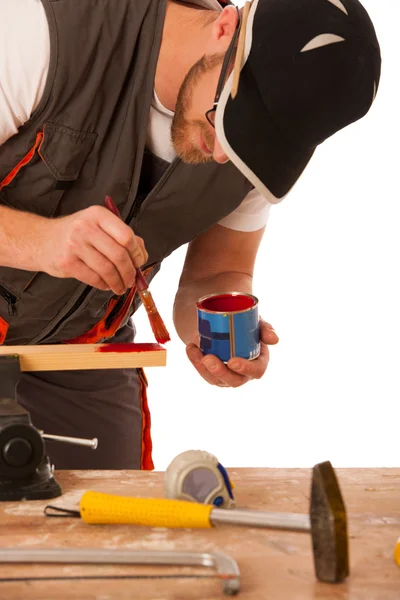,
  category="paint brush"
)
[104,195,170,344]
